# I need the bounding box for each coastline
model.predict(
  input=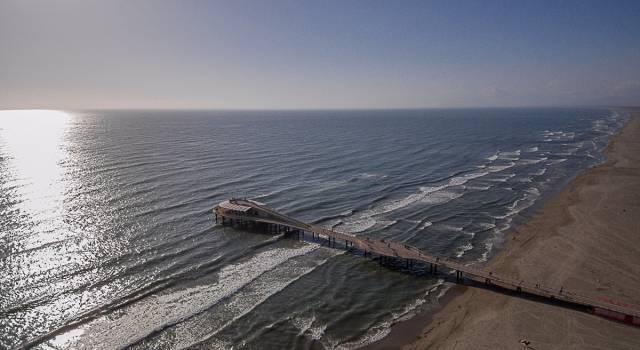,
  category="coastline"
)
[366,108,640,349]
